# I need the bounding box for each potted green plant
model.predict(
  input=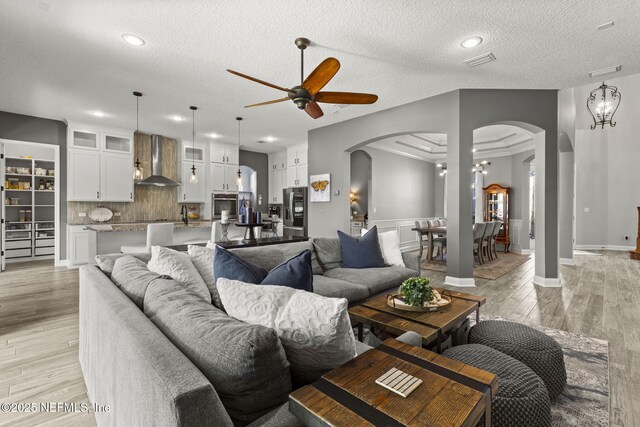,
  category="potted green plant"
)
[398,277,434,307]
